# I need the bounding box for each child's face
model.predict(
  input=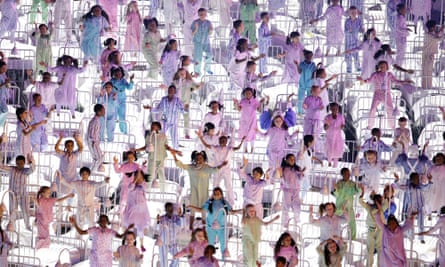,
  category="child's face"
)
[399,6,407,15]
[398,121,407,129]
[331,105,339,115]
[42,188,51,198]
[436,155,445,165]
[253,170,262,180]
[16,159,25,169]
[342,169,350,180]
[166,205,174,215]
[65,141,74,152]
[98,216,109,228]
[325,204,335,216]
[0,65,7,73]
[167,87,177,98]
[327,240,338,253]
[125,233,136,246]
[148,21,157,32]
[207,128,215,136]
[195,230,206,242]
[42,74,51,83]
[410,175,420,186]
[210,103,219,112]
[273,116,284,128]
[64,57,72,65]
[241,42,248,51]
[219,137,228,146]
[286,155,296,166]
[127,153,135,162]
[276,262,286,267]
[247,207,256,217]
[366,152,377,163]
[262,15,270,23]
[245,90,253,99]
[171,41,178,51]
[80,171,90,180]
[305,53,313,61]
[320,70,327,79]
[179,70,186,79]
[387,219,398,232]
[19,111,28,121]
[98,107,106,117]
[34,95,42,105]
[213,190,223,200]
[291,36,299,44]
[93,7,102,17]
[104,84,113,94]
[247,64,256,73]
[195,154,205,164]
[238,22,245,32]
[39,26,48,34]
[312,86,321,96]
[199,11,207,20]
[114,70,123,80]
[378,63,388,72]
[349,9,358,18]
[282,235,292,247]
[151,124,161,132]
